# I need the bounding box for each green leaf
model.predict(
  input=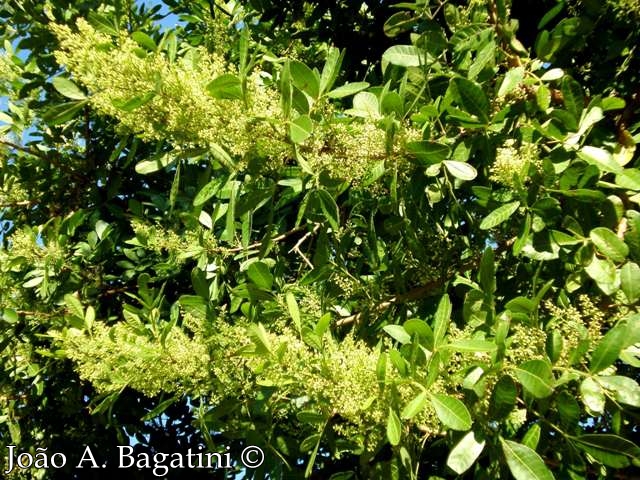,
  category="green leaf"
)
[480,201,520,230]
[247,261,273,290]
[406,141,451,165]
[111,91,155,111]
[589,227,628,262]
[131,31,156,50]
[584,256,617,292]
[315,190,340,231]
[589,323,627,373]
[347,92,380,119]
[597,376,640,407]
[383,11,418,37]
[135,153,174,175]
[514,359,554,398]
[540,68,564,81]
[451,78,490,124]
[578,146,623,174]
[289,114,313,144]
[289,60,320,99]
[500,439,555,480]
[615,169,640,190]
[43,100,88,125]
[319,47,343,95]
[430,394,472,431]
[386,408,402,446]
[490,376,517,419]
[401,391,428,420]
[383,325,412,345]
[193,178,223,206]
[2,308,18,324]
[433,294,451,348]
[479,247,496,294]
[64,294,84,320]
[326,82,370,99]
[562,75,584,121]
[445,339,497,353]
[141,397,176,421]
[286,292,302,335]
[522,423,541,450]
[206,74,243,100]
[87,11,118,36]
[447,431,485,474]
[443,160,477,181]
[382,45,424,72]
[580,377,605,414]
[620,262,640,303]
[498,66,525,97]
[52,77,86,100]
[572,434,640,468]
